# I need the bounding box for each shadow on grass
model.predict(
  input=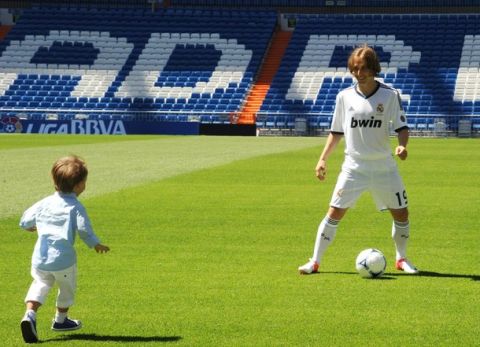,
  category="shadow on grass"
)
[43,333,182,343]
[414,271,479,281]
[321,270,480,281]
[319,271,396,280]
